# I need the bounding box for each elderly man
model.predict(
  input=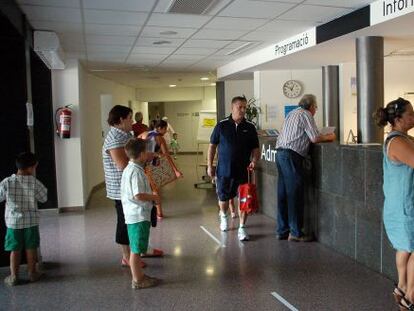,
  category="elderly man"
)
[132,112,148,137]
[276,94,335,242]
[208,96,260,241]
